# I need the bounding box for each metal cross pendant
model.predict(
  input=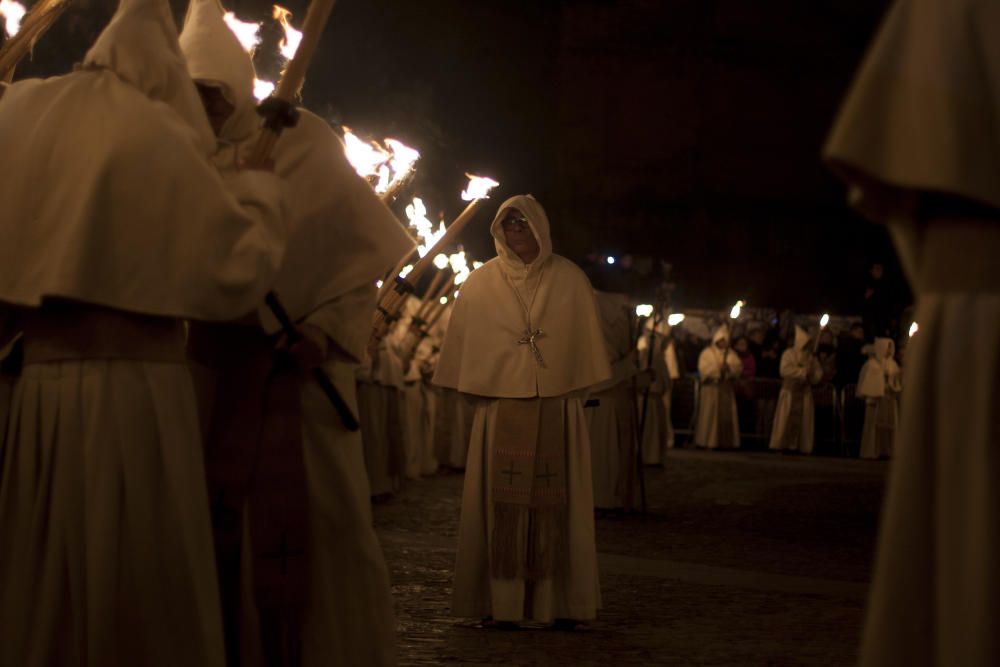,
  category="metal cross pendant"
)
[518,328,546,368]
